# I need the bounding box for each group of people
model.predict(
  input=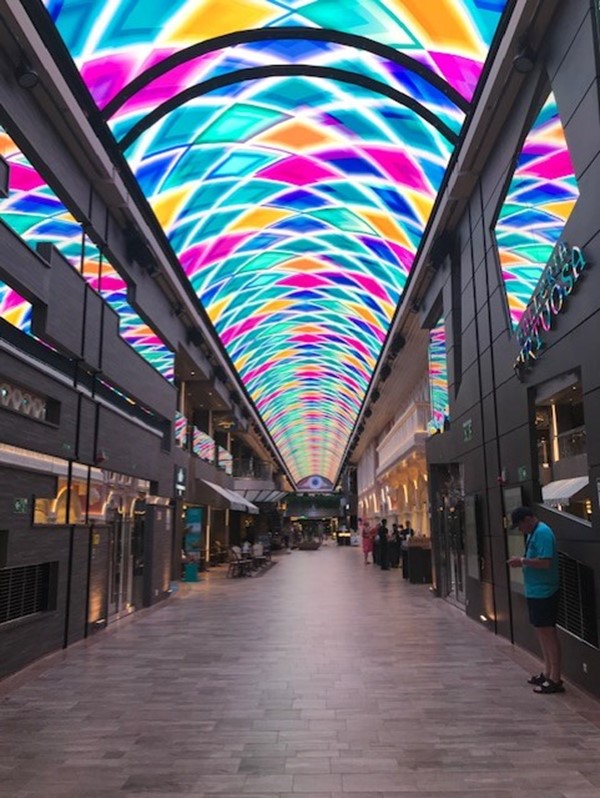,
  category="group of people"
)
[361,518,415,569]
